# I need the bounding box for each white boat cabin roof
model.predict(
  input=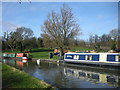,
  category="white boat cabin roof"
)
[65,52,120,55]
